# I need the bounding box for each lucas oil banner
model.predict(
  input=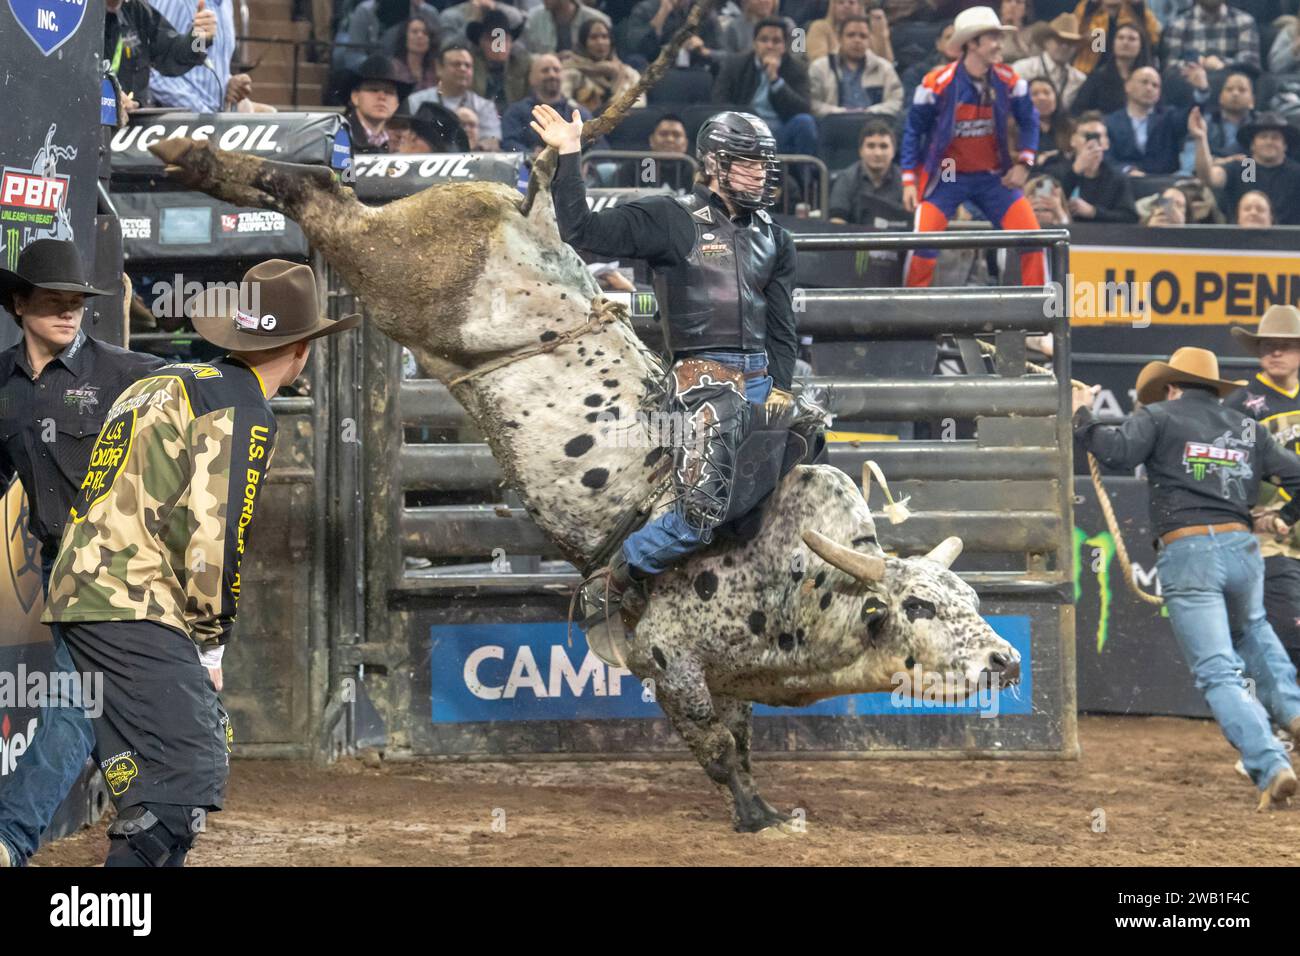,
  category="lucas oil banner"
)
[109,113,351,180]
[428,617,1031,723]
